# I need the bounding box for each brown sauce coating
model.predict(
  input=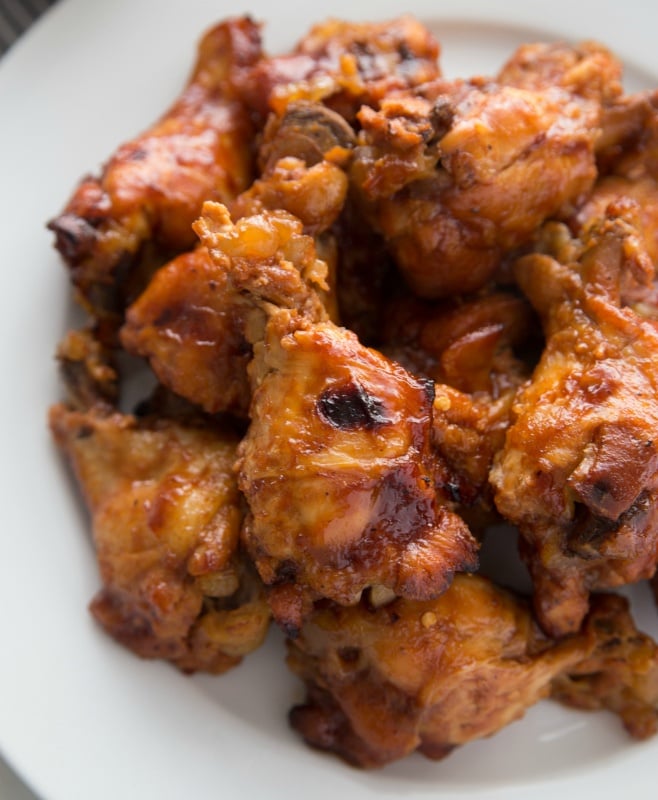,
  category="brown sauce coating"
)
[48,13,658,771]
